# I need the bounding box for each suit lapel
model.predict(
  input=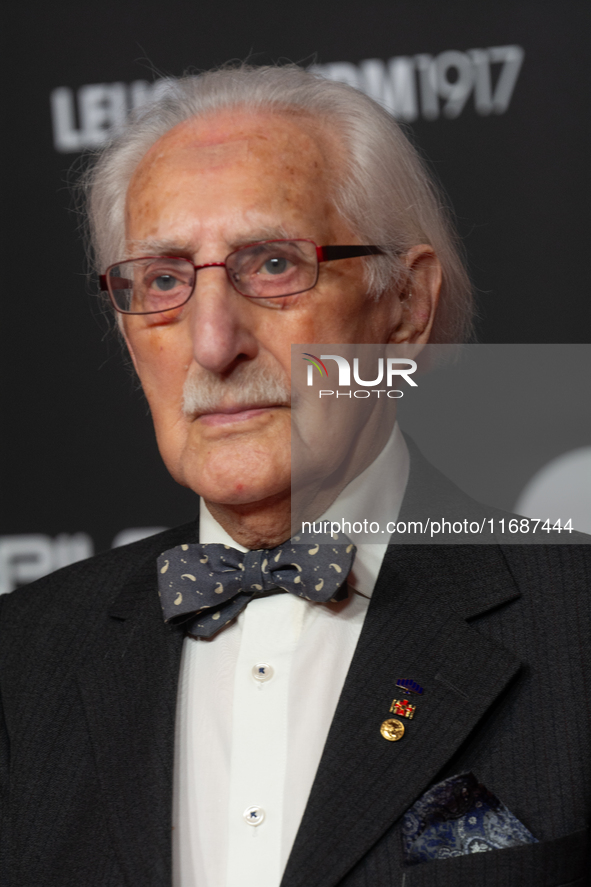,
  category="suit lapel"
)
[77,529,193,887]
[281,541,522,887]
